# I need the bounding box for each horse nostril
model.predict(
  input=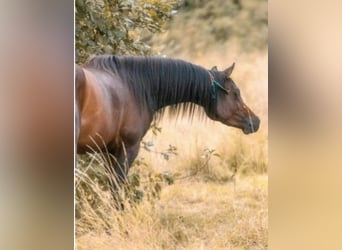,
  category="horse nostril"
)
[253,117,260,131]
